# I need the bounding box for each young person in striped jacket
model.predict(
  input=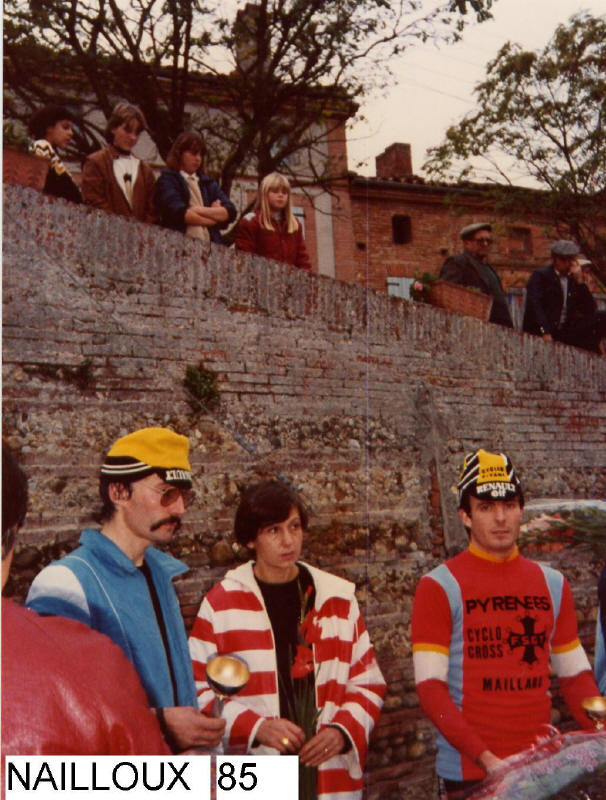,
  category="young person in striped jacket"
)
[189,480,385,799]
